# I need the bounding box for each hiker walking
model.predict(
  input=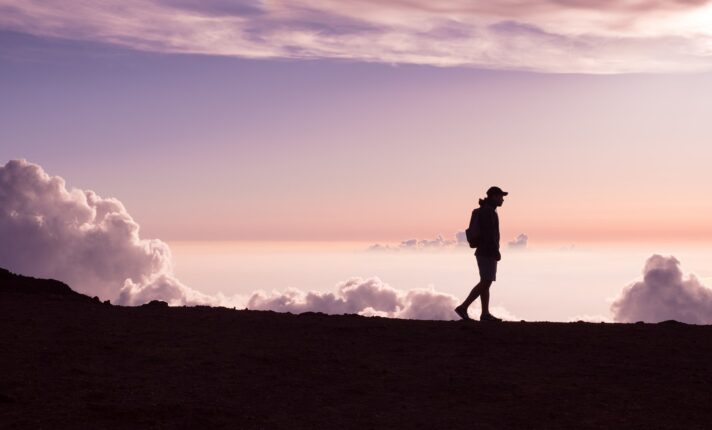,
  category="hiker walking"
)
[455,186,508,322]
